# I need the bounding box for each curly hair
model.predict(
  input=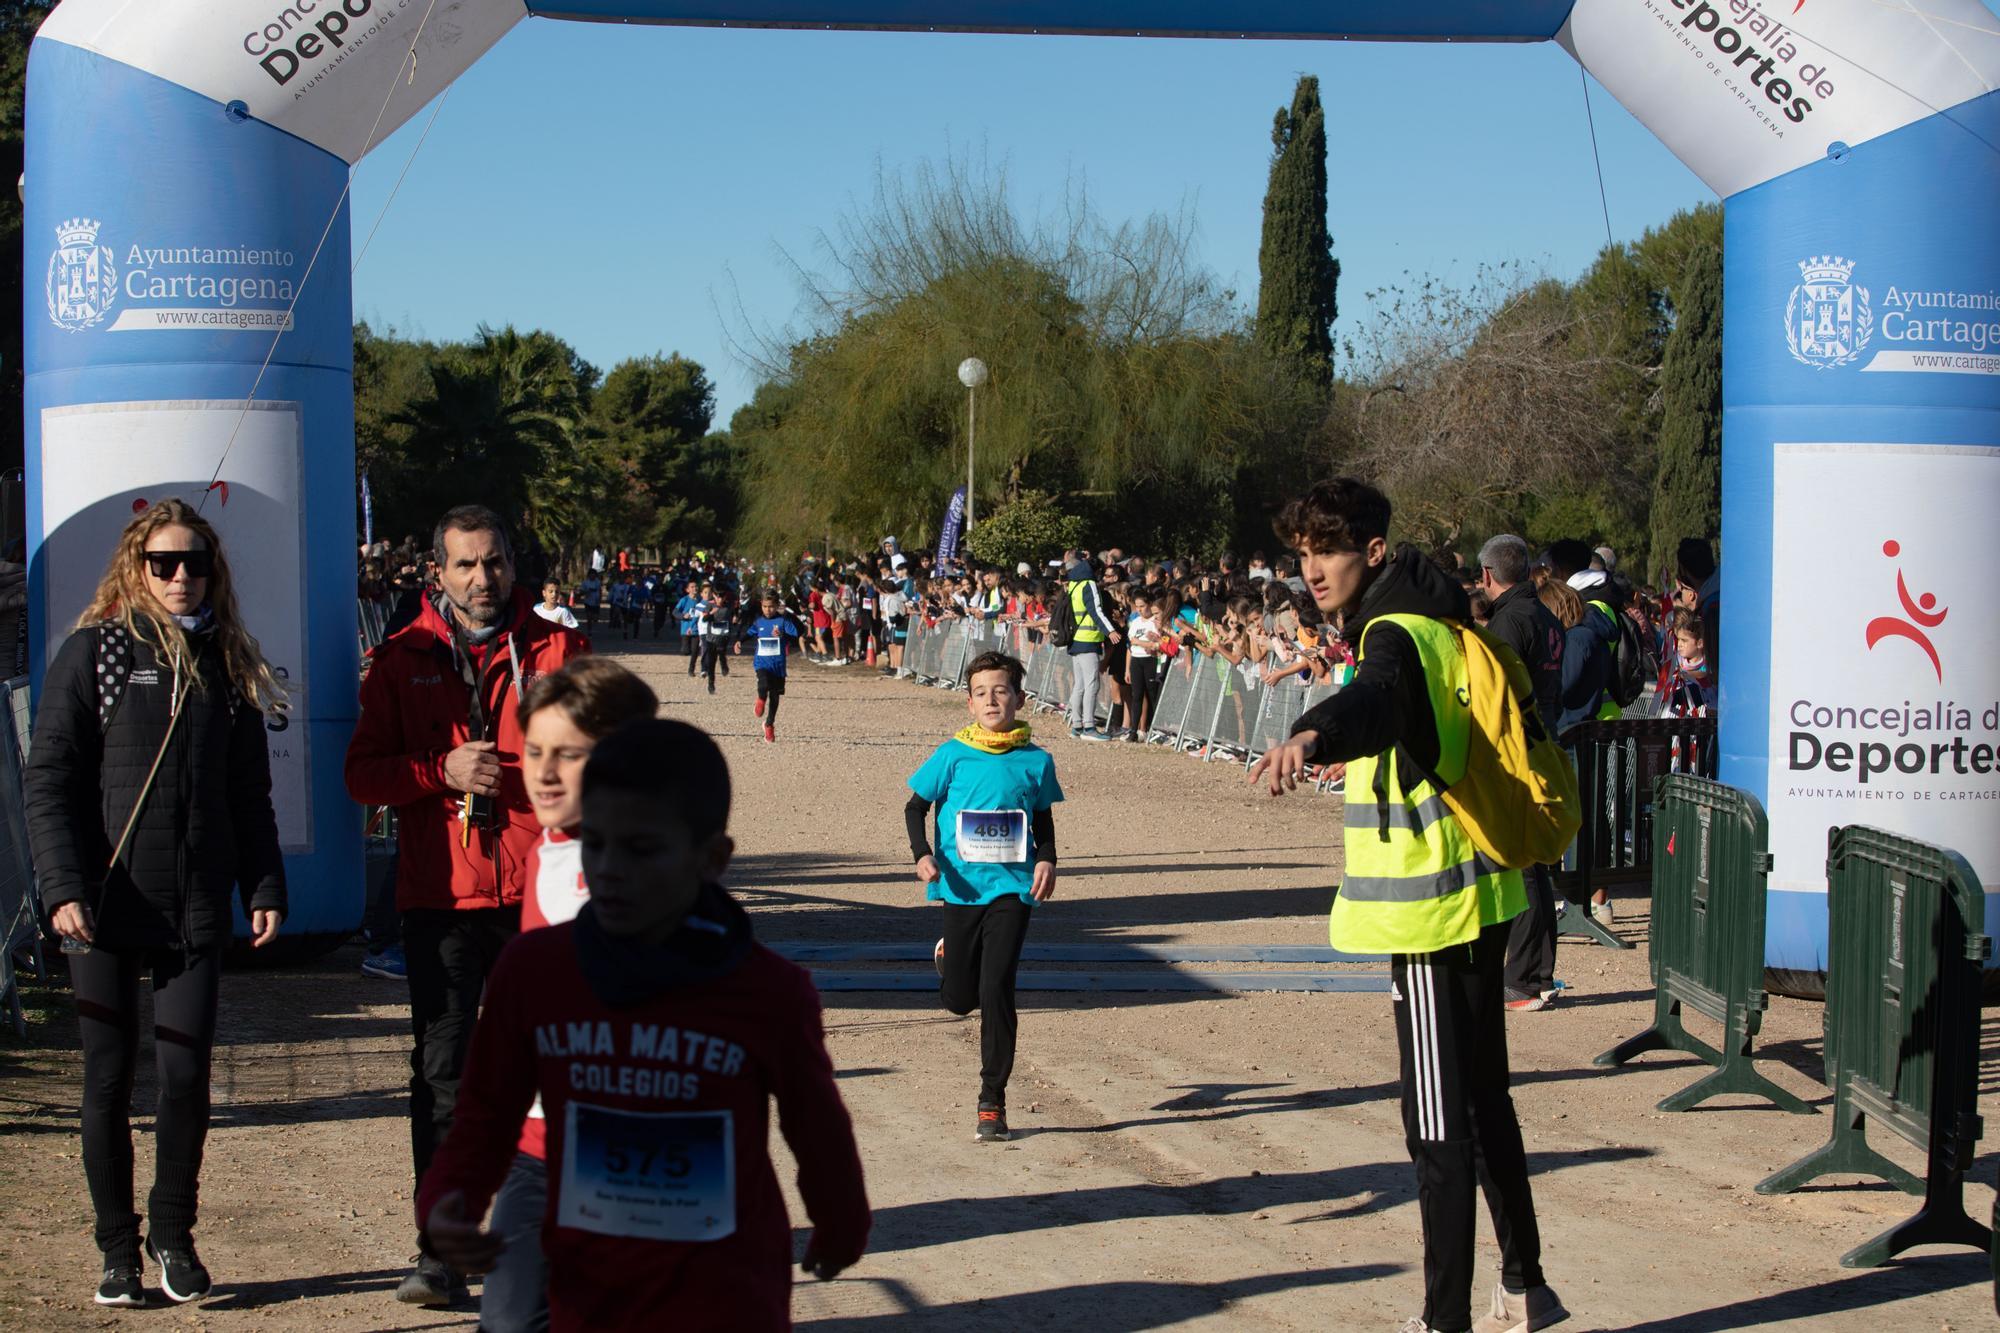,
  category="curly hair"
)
[1273,477,1391,555]
[76,498,285,713]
